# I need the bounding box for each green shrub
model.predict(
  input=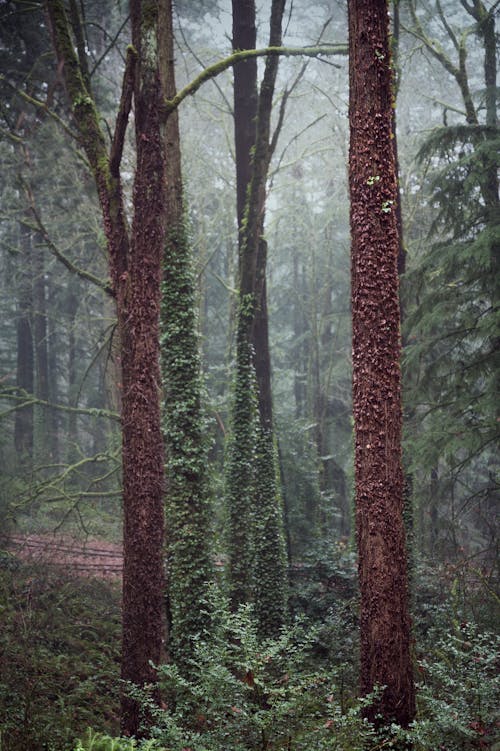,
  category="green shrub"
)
[0,563,121,751]
[392,621,500,750]
[72,728,163,751]
[143,598,375,750]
